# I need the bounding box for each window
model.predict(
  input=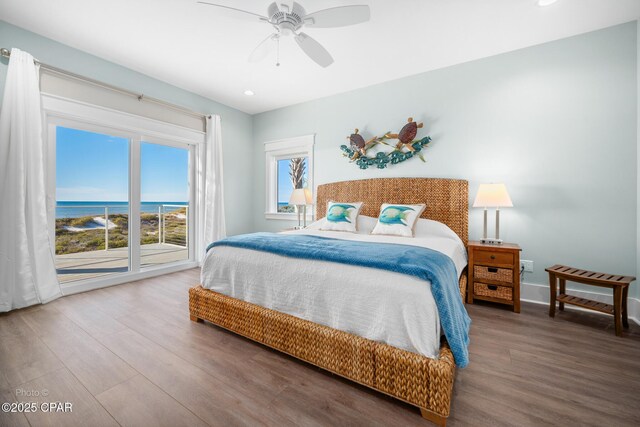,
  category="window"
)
[277,157,308,213]
[264,135,314,220]
[43,95,202,292]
